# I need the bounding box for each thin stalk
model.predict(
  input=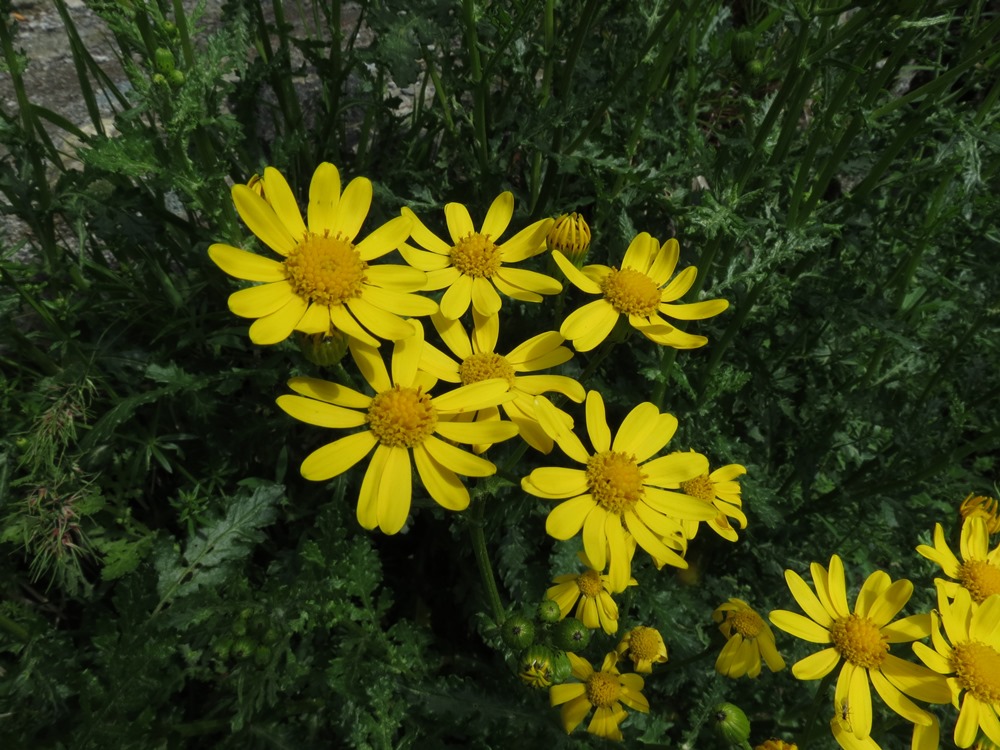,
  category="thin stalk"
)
[53,0,104,136]
[0,613,30,643]
[468,496,504,622]
[461,0,489,172]
[651,347,678,410]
